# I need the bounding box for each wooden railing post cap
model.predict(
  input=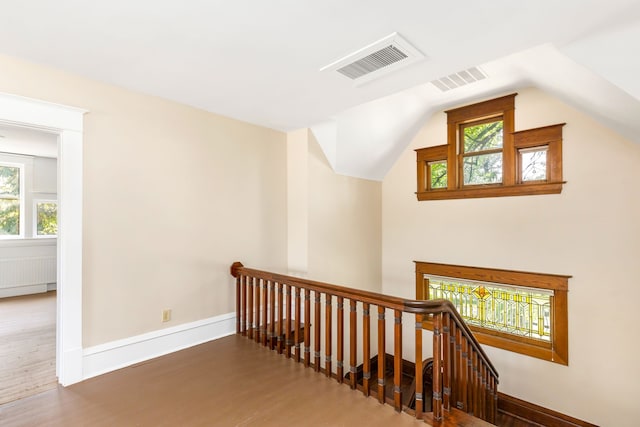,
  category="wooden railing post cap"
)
[230,262,244,278]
